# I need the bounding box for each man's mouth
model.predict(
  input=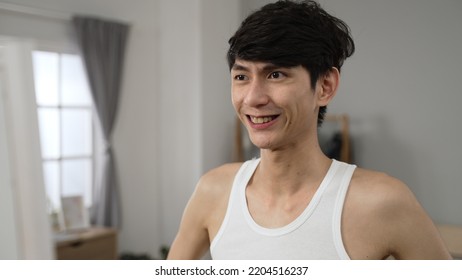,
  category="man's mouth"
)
[248,115,279,124]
